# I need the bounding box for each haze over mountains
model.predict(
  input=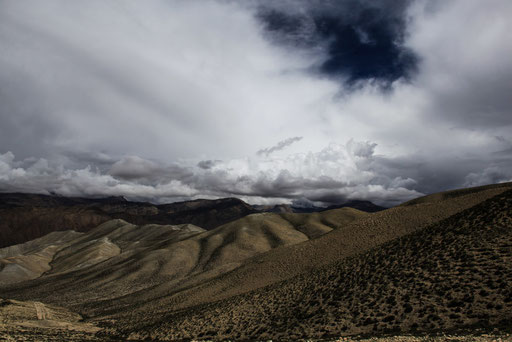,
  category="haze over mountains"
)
[0,182,511,340]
